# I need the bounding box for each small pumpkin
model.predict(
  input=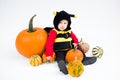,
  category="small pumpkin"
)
[15,15,48,58]
[42,52,56,62]
[66,46,83,63]
[68,59,84,77]
[79,38,89,53]
[29,55,42,66]
[92,46,103,58]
